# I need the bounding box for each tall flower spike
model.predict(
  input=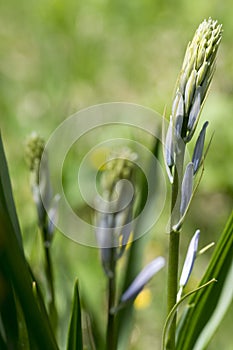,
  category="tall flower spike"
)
[172,18,222,141]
